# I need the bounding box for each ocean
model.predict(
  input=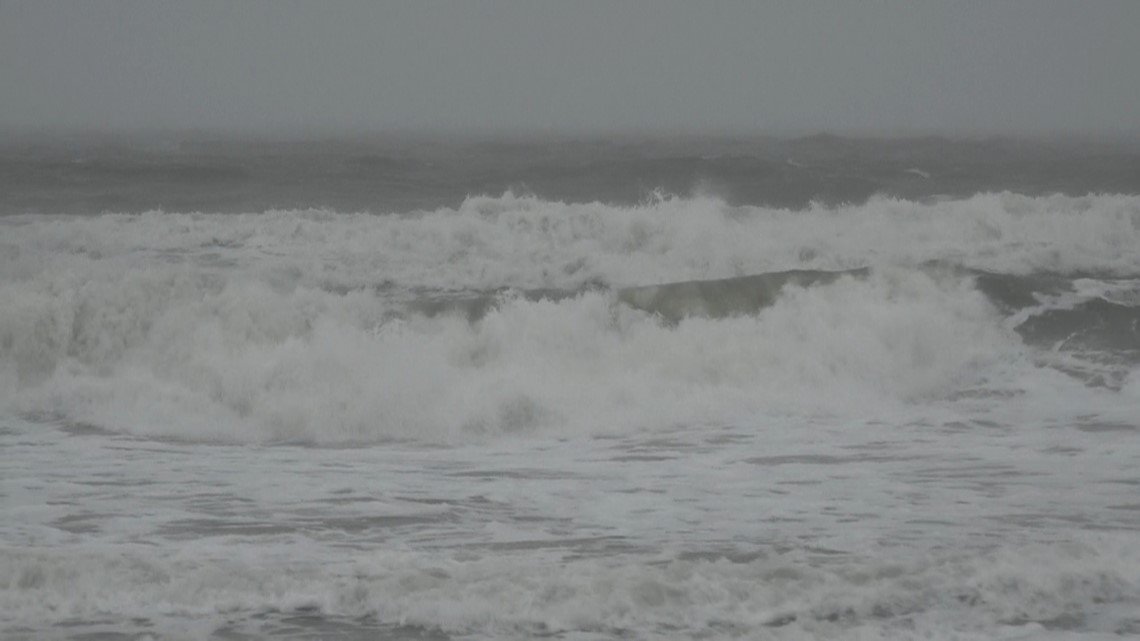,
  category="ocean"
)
[2,134,1140,640]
